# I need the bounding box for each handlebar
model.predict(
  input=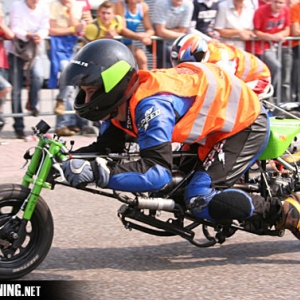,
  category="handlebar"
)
[70,151,198,160]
